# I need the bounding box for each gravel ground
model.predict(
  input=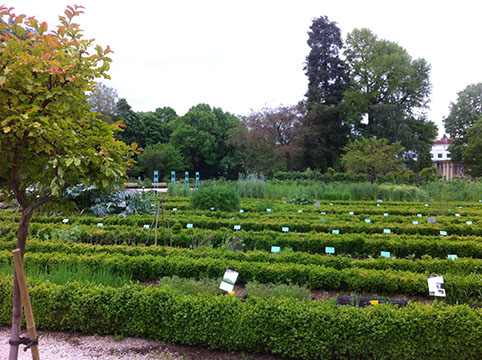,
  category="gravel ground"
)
[0,327,184,360]
[0,326,285,360]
